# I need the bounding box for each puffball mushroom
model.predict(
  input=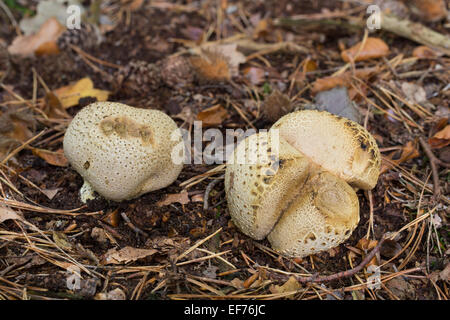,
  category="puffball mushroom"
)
[63,102,184,202]
[225,110,381,258]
